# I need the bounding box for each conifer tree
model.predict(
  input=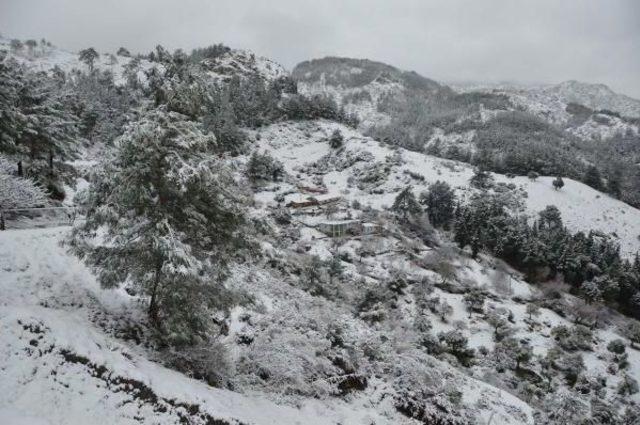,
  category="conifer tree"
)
[326,255,345,286]
[15,70,79,193]
[392,186,421,222]
[552,176,564,190]
[329,129,344,149]
[79,48,100,72]
[69,108,247,346]
[420,180,455,229]
[0,55,22,156]
[584,165,603,191]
